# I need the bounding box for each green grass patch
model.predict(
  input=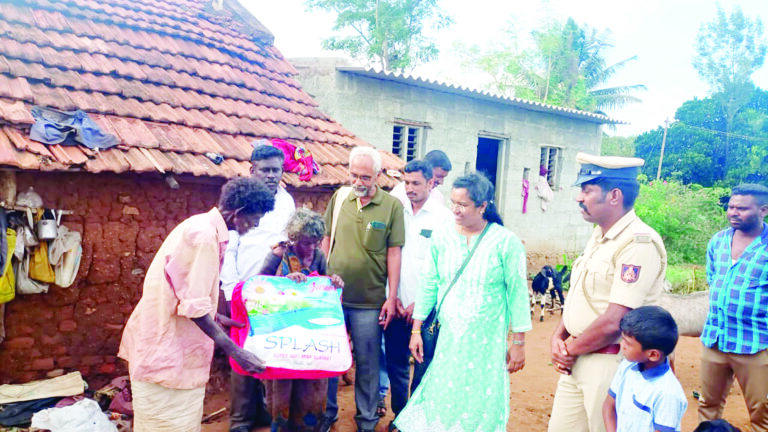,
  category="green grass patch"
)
[666,264,708,294]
